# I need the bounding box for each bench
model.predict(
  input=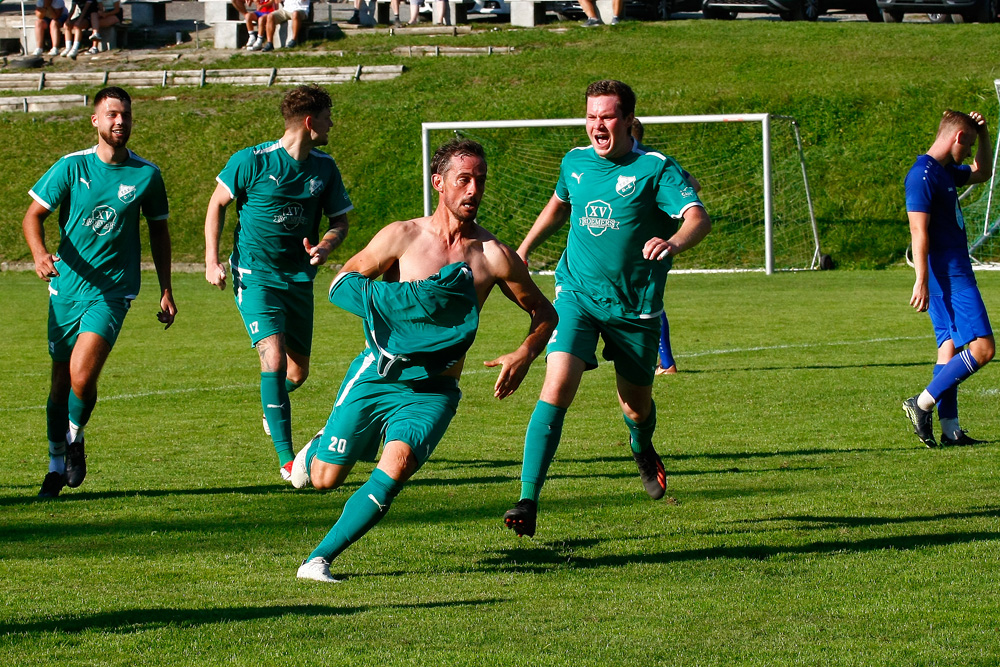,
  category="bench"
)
[508,0,615,26]
[361,0,471,25]
[212,18,294,48]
